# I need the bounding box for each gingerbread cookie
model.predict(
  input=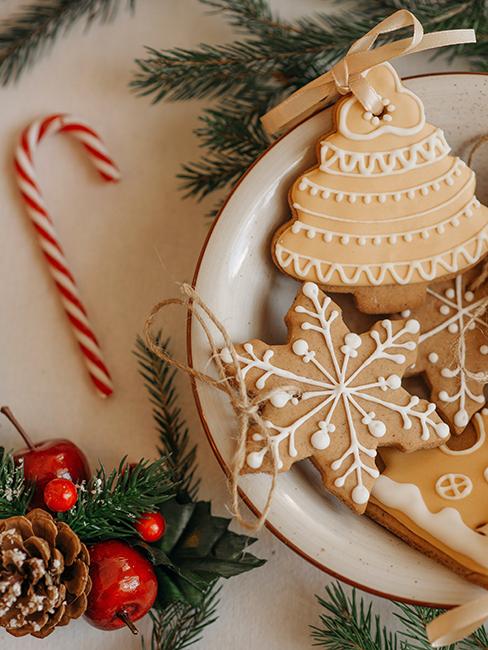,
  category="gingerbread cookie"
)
[220,282,449,513]
[272,62,488,314]
[402,266,488,434]
[369,408,488,589]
